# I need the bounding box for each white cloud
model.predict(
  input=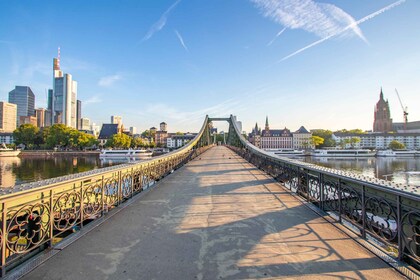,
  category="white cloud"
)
[174,30,189,52]
[142,0,181,41]
[251,0,367,42]
[84,95,102,105]
[280,0,406,61]
[98,74,122,87]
